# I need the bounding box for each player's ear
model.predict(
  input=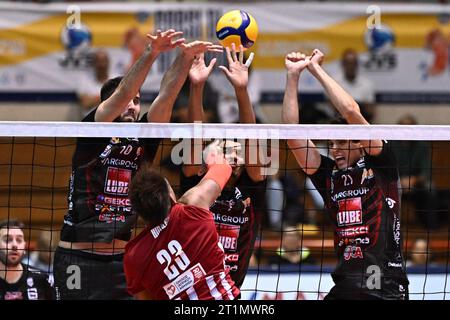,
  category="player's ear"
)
[351,140,362,148]
[165,178,177,204]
